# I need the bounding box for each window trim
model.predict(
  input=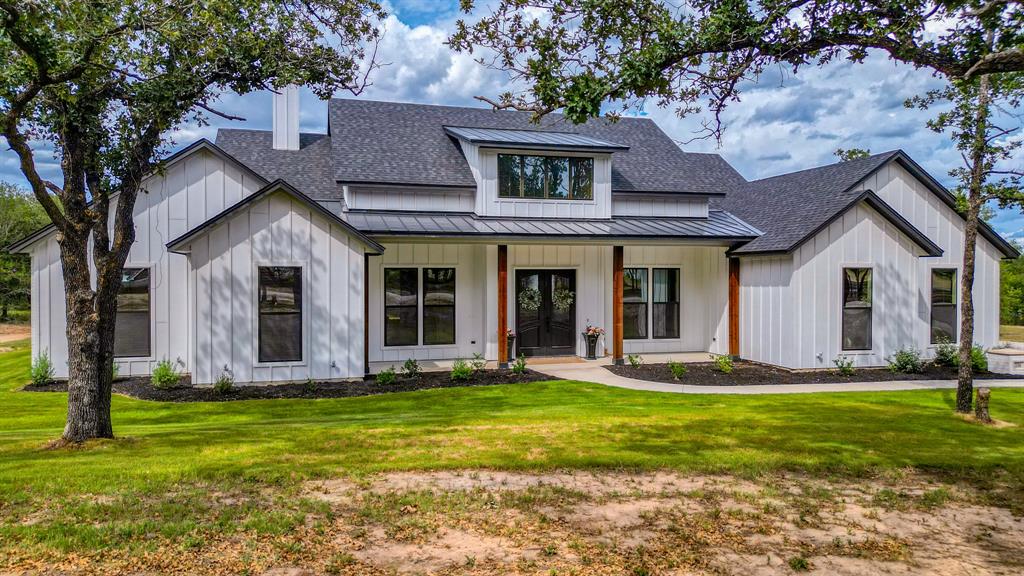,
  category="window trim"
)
[253,262,308,367]
[495,151,597,204]
[622,265,683,342]
[113,264,155,361]
[382,265,459,349]
[840,265,873,352]
[930,266,958,345]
